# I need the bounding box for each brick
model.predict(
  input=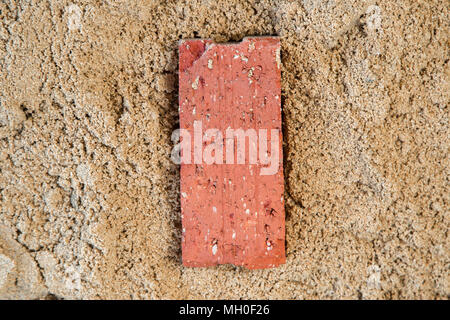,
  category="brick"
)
[179,37,285,269]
